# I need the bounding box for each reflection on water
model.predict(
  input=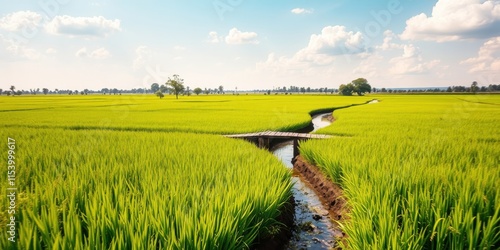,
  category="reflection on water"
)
[272,113,339,249]
[311,114,332,132]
